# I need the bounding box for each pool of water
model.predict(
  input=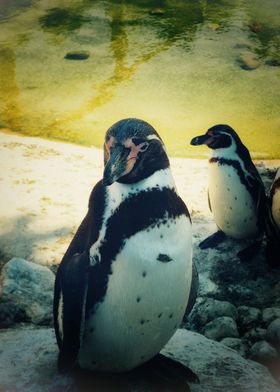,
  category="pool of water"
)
[0,0,279,157]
